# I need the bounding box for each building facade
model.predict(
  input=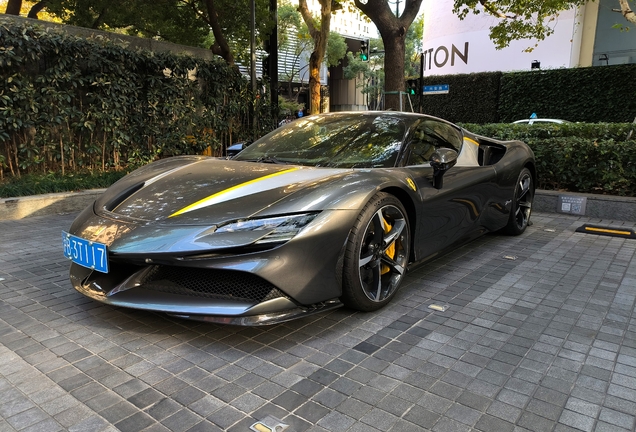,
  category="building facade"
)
[421,0,636,75]
[283,1,376,112]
